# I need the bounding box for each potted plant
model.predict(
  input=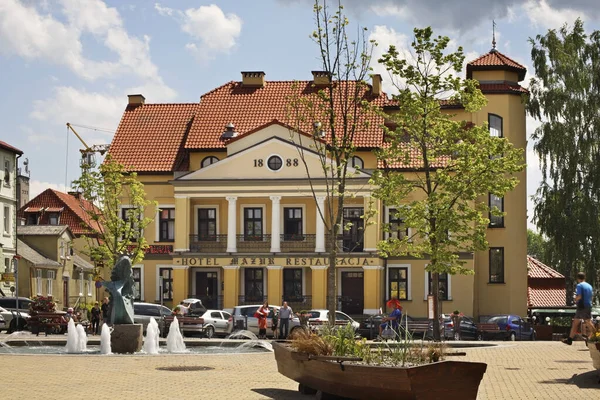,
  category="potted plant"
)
[587,330,600,369]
